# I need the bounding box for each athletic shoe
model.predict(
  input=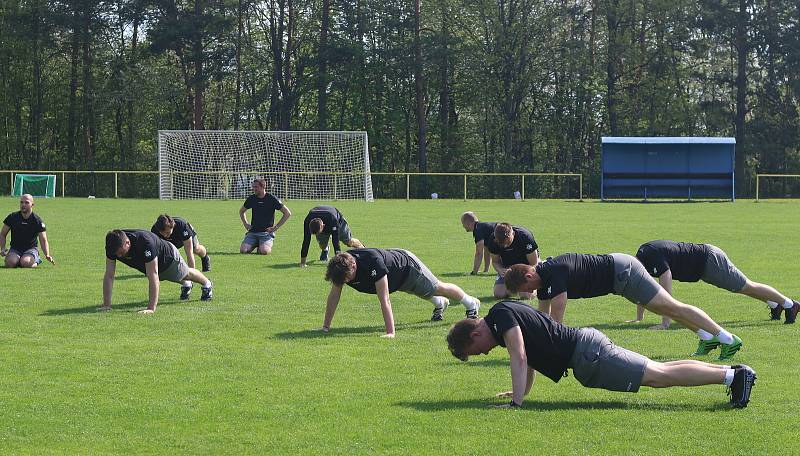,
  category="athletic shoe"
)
[319,248,329,262]
[180,284,193,300]
[784,300,799,324]
[466,309,479,319]
[770,305,784,320]
[431,298,449,322]
[200,282,213,301]
[718,334,743,361]
[728,364,756,408]
[201,255,212,272]
[691,337,720,356]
